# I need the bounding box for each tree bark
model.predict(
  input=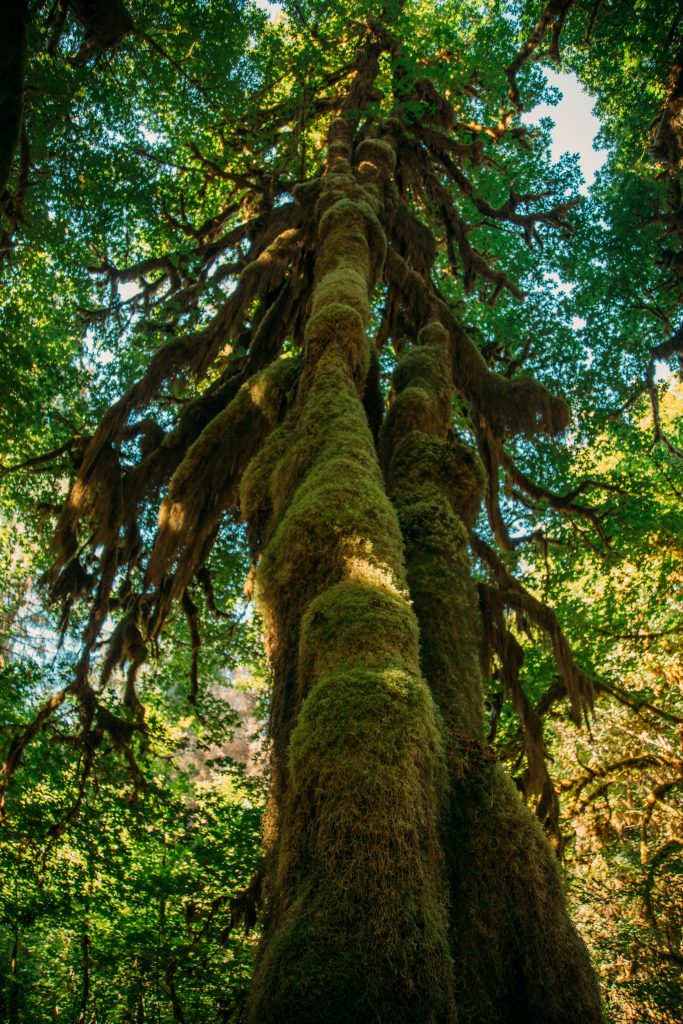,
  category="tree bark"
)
[75,926,90,1024]
[7,921,20,1024]
[68,0,134,62]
